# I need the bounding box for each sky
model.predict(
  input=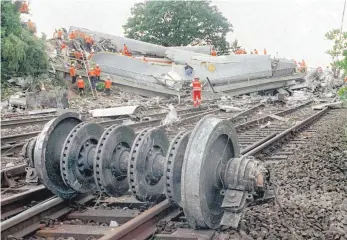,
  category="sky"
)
[28,0,346,68]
